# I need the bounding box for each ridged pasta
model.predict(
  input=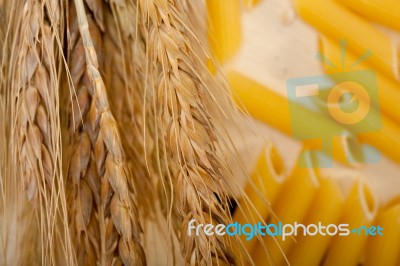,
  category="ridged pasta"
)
[365,198,400,266]
[251,150,320,266]
[233,144,286,253]
[336,0,400,31]
[206,0,242,63]
[323,179,378,266]
[294,0,399,80]
[288,177,344,266]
